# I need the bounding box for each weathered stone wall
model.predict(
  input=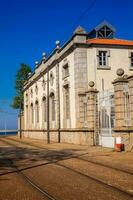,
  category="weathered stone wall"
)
[112,69,133,151]
[22,130,93,145]
[74,47,88,128]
